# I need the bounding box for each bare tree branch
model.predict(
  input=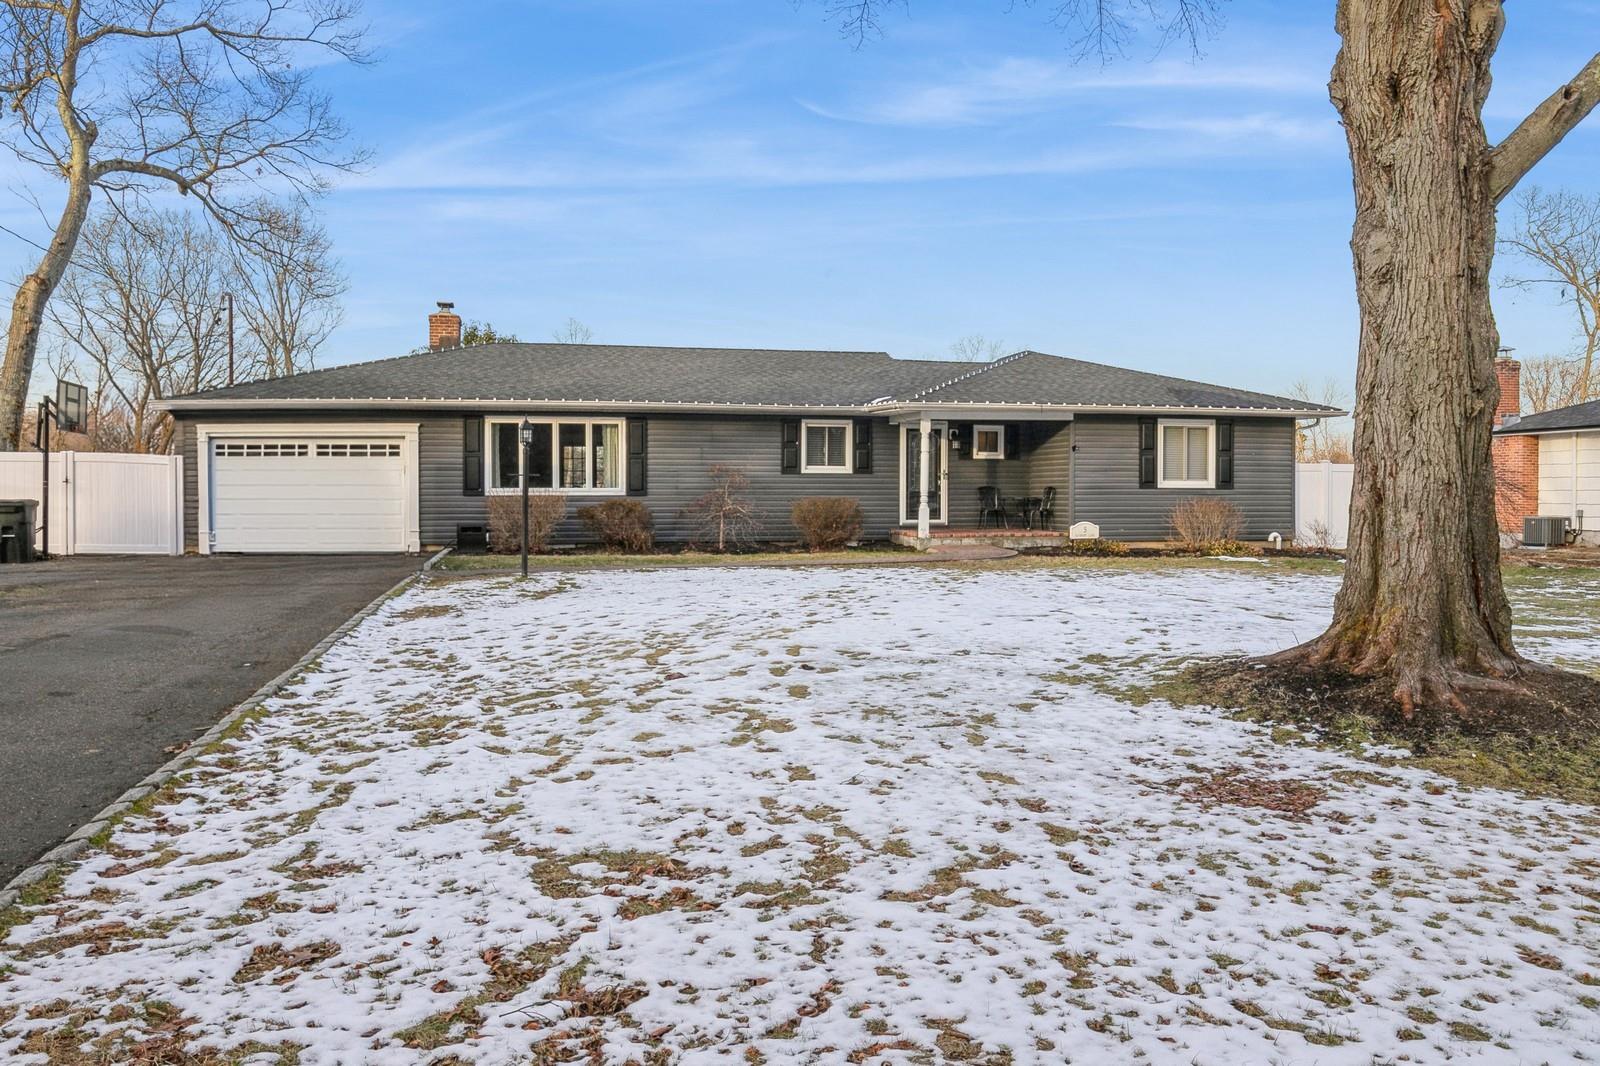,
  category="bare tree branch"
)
[0,0,369,448]
[819,0,1222,59]
[1489,50,1600,203]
